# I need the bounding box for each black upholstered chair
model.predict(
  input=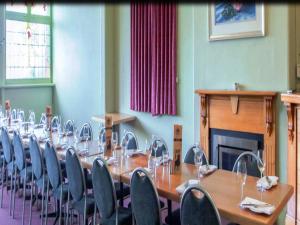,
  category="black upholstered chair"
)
[130,167,162,225]
[40,113,47,125]
[51,116,60,131]
[64,120,74,135]
[79,123,93,141]
[121,131,139,150]
[99,126,105,143]
[180,186,221,225]
[28,134,47,225]
[151,136,168,158]
[92,158,132,225]
[165,144,209,225]
[65,147,95,225]
[232,151,260,177]
[44,141,68,225]
[11,109,17,120]
[0,127,14,213]
[12,131,33,224]
[184,144,208,165]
